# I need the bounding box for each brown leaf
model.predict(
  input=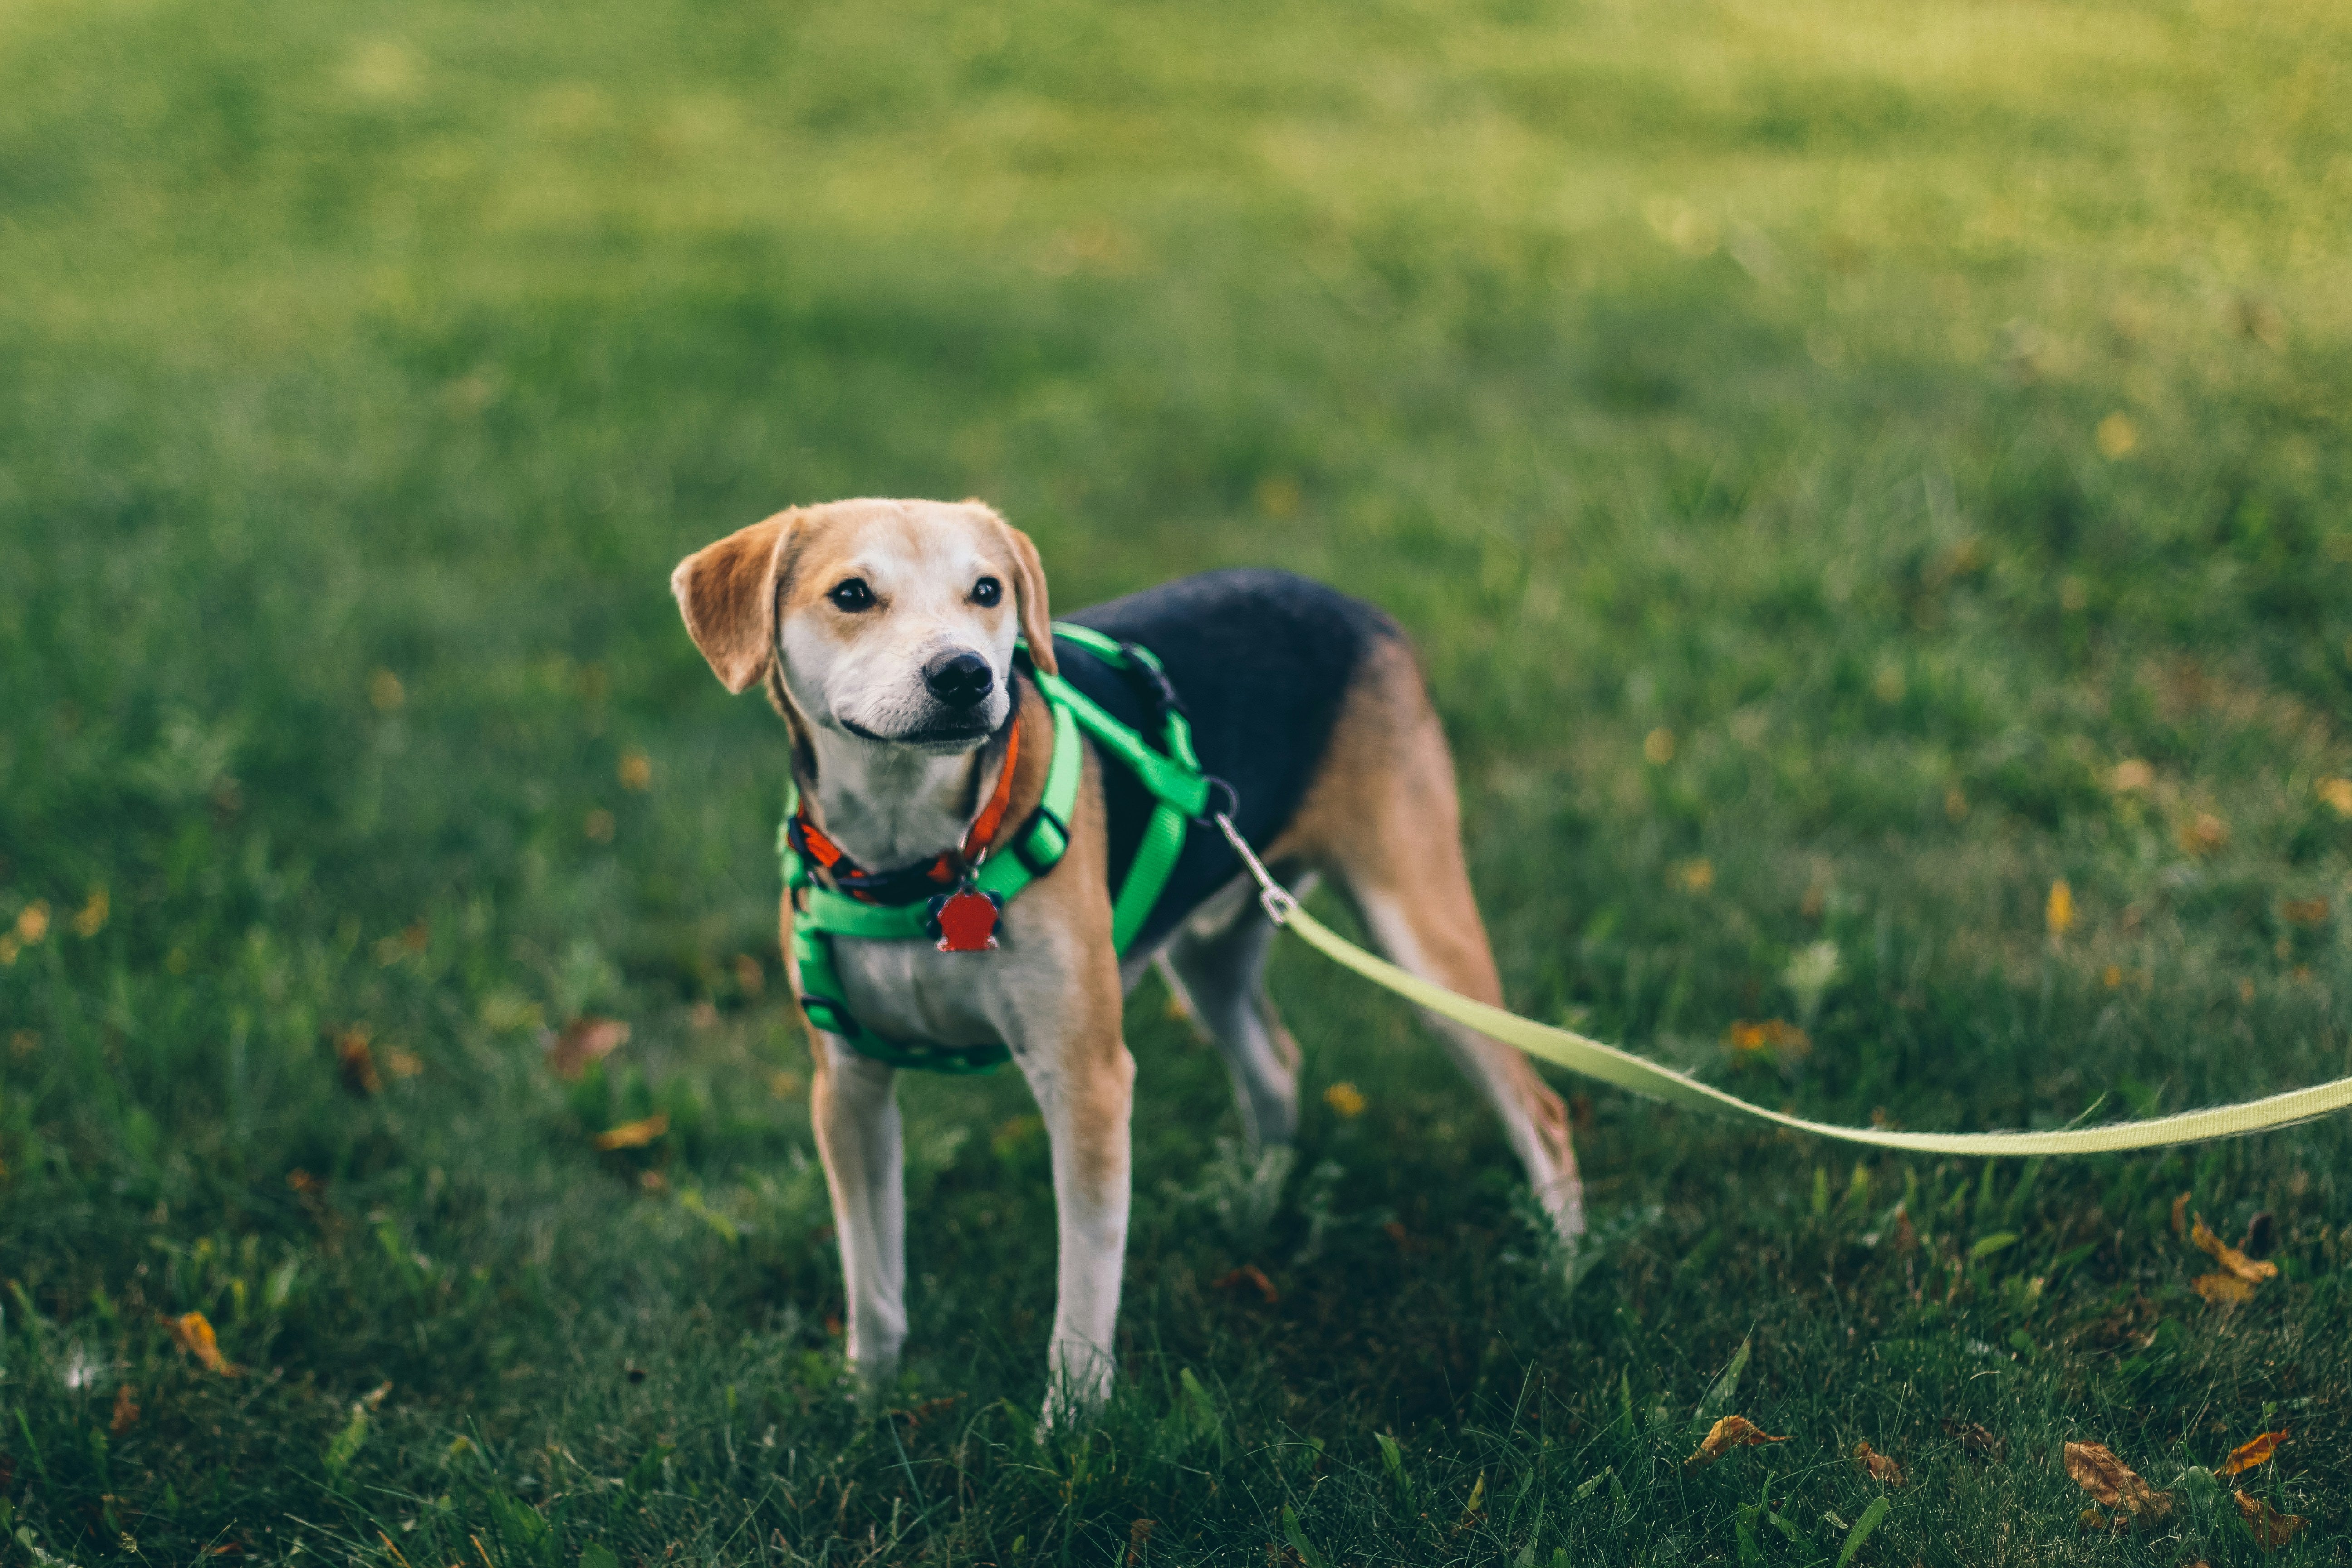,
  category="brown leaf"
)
[545,1017,631,1081]
[1212,1264,1280,1305]
[593,1111,668,1151]
[2077,1509,2120,1533]
[2063,1441,2170,1520]
[2193,1272,2257,1306]
[1852,1441,1906,1485]
[2233,1490,2307,1549]
[2171,1191,2190,1239]
[1891,1205,1918,1256]
[110,1384,141,1433]
[335,1029,381,1096]
[1942,1419,2005,1461]
[2189,1213,2278,1284]
[2280,898,2329,927]
[164,1311,238,1376]
[2217,1430,2288,1477]
[1684,1416,1788,1468]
